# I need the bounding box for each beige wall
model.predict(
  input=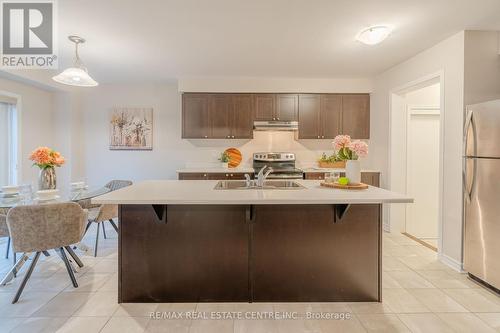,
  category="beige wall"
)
[371,31,465,268]
[405,83,440,106]
[178,77,373,93]
[78,83,362,188]
[0,77,55,187]
[464,31,500,106]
